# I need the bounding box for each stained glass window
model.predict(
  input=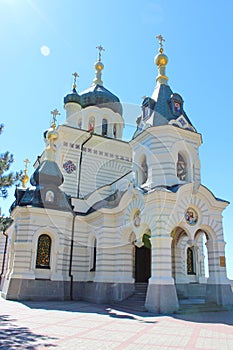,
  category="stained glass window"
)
[187,247,195,275]
[36,234,51,269]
